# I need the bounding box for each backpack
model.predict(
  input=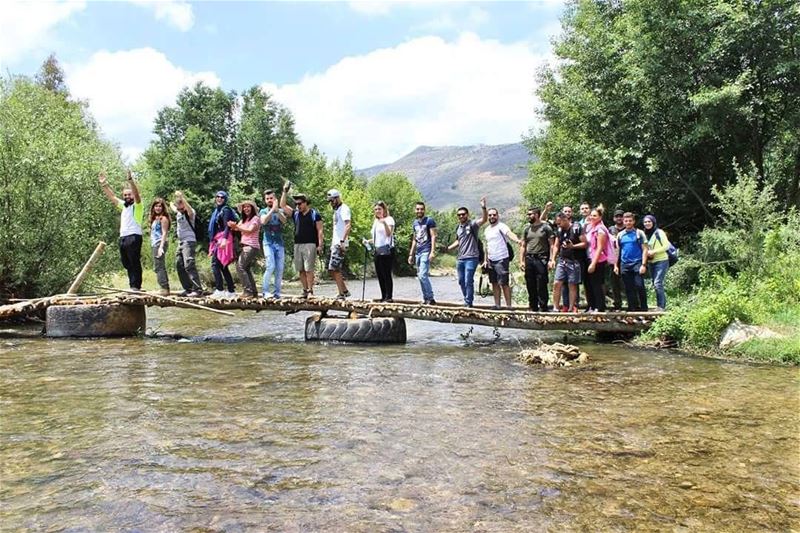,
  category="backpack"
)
[655,230,679,266]
[186,211,206,244]
[590,225,617,265]
[500,230,515,261]
[293,208,319,235]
